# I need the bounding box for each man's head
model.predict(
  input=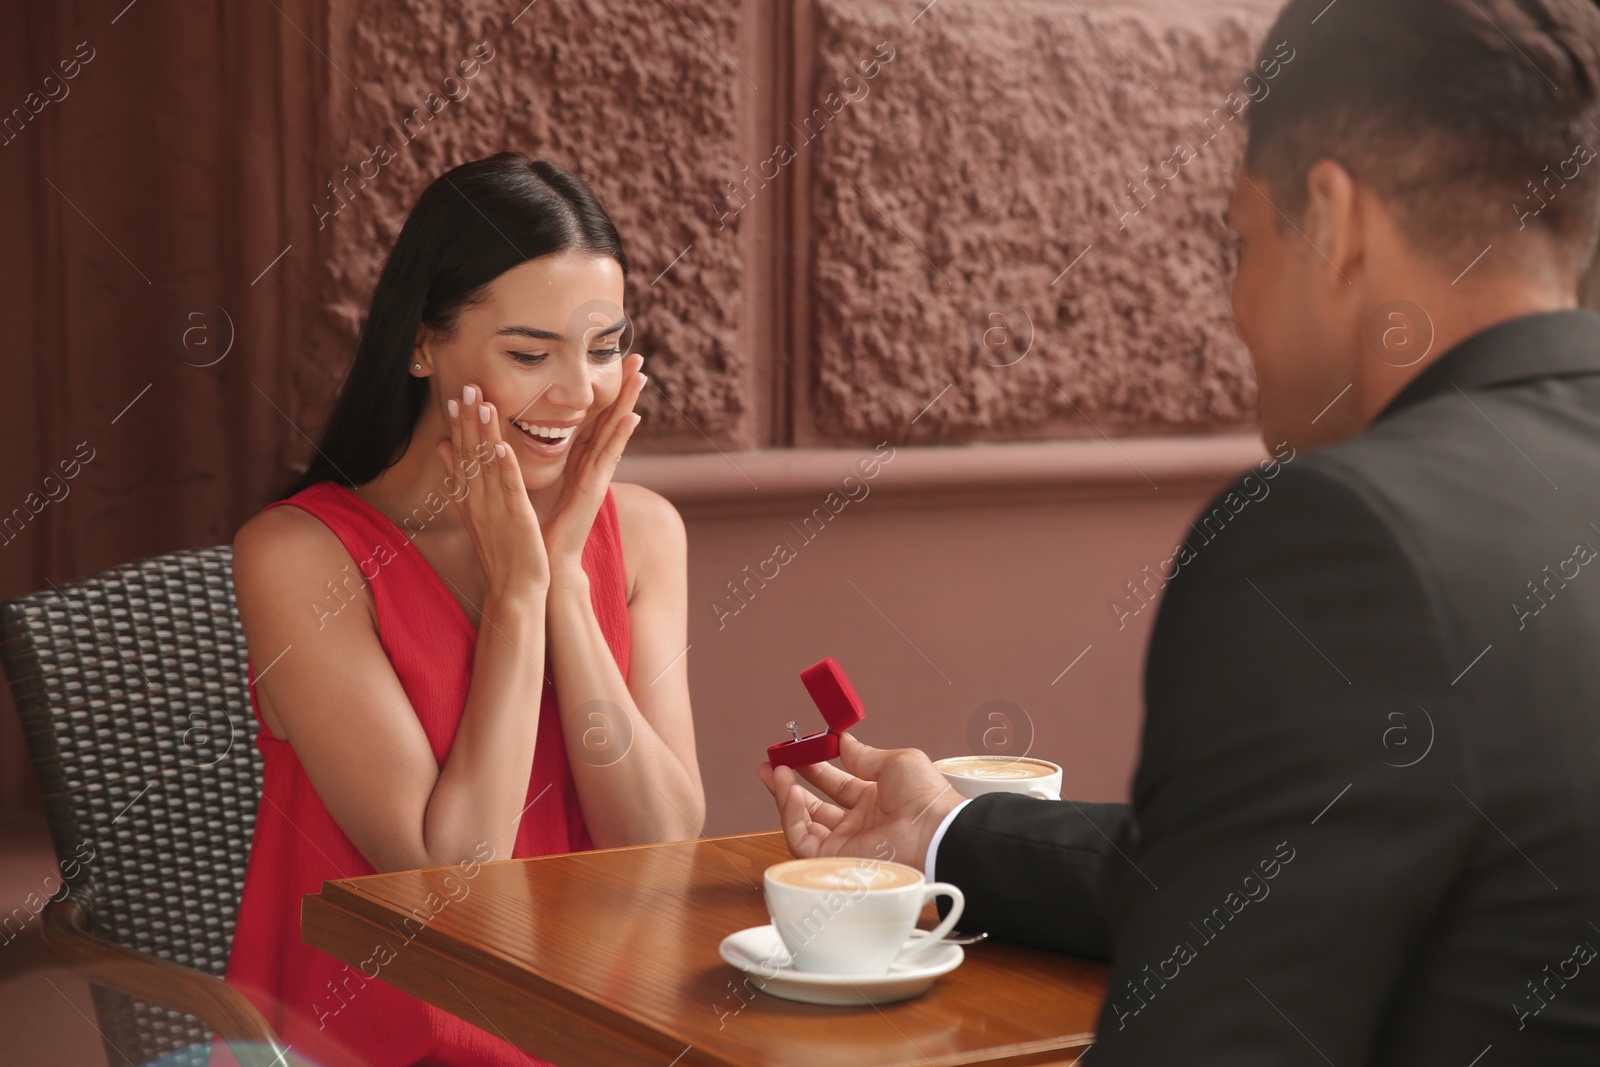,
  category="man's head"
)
[1229,0,1600,450]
